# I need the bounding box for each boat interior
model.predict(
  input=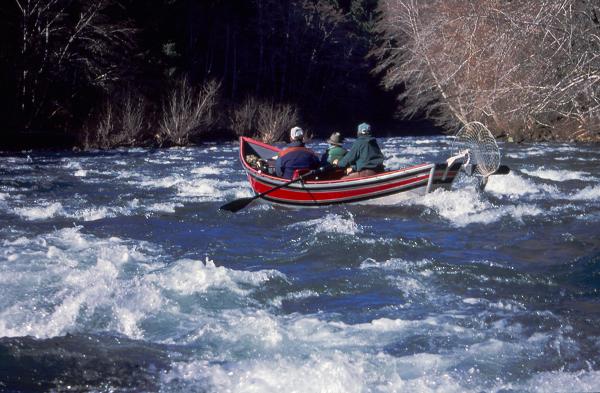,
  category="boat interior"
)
[242,141,350,181]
